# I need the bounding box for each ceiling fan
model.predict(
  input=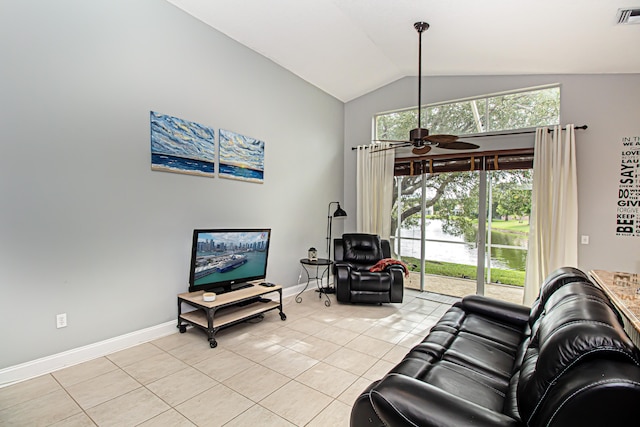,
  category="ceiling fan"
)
[375,22,480,155]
